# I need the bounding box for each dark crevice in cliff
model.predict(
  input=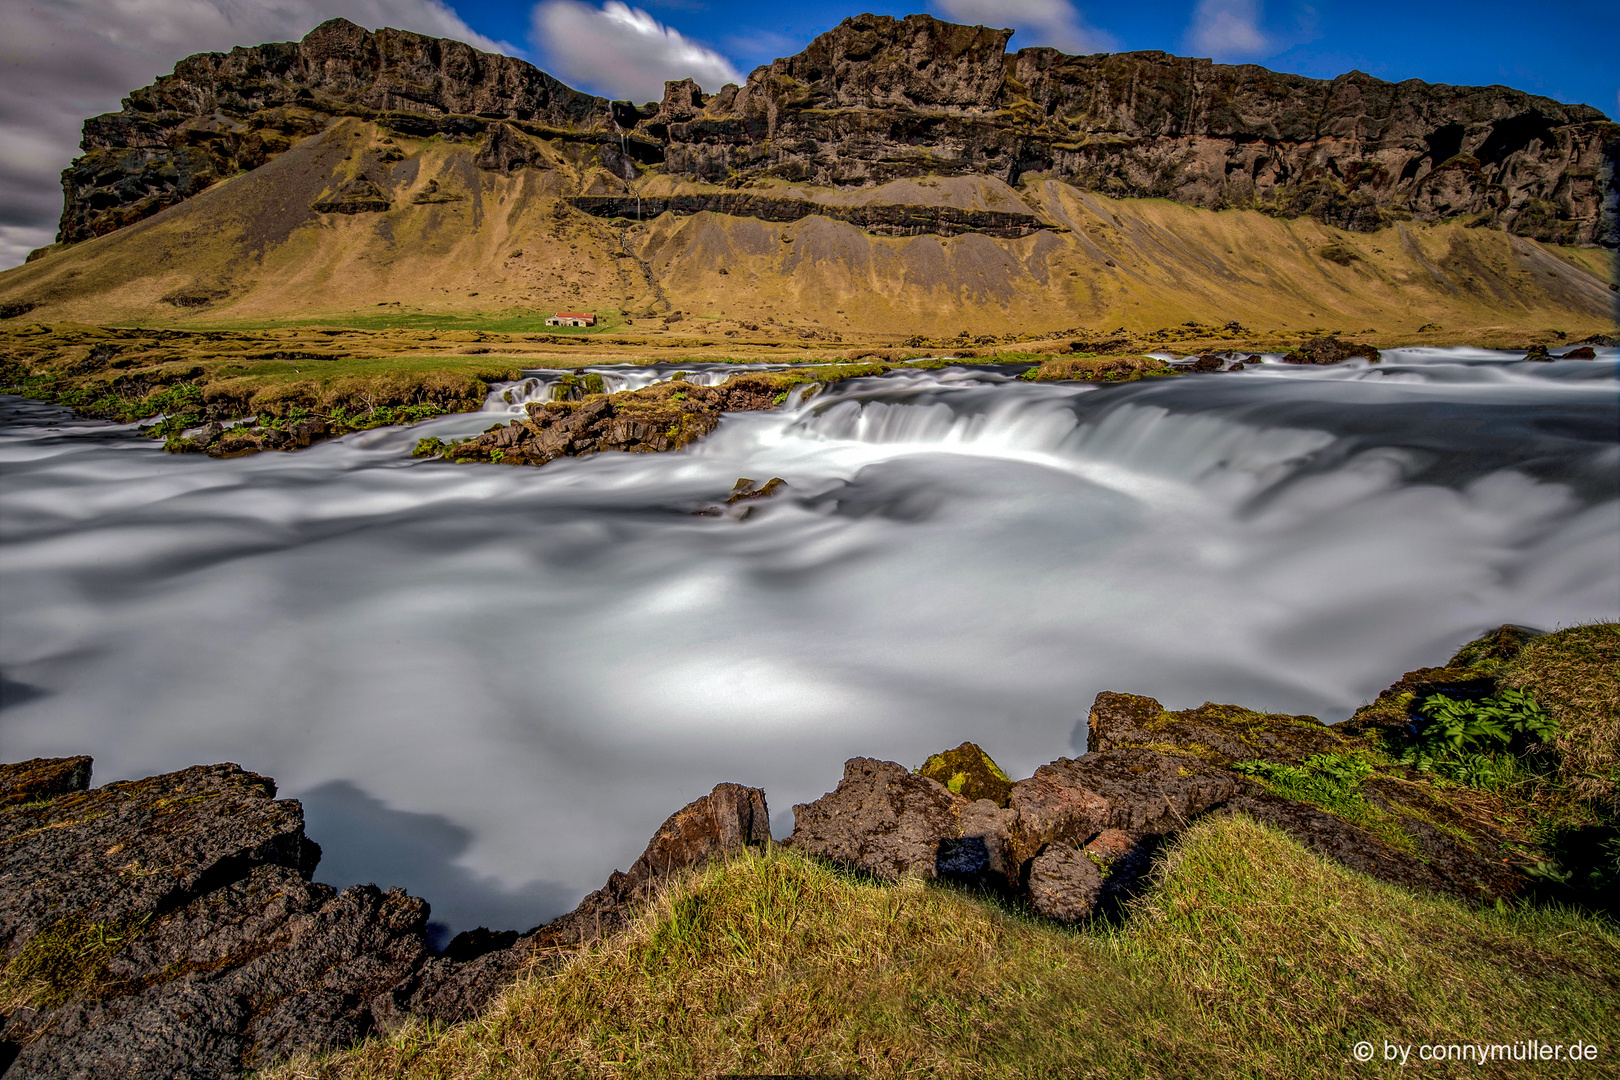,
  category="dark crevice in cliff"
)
[568,194,1058,237]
